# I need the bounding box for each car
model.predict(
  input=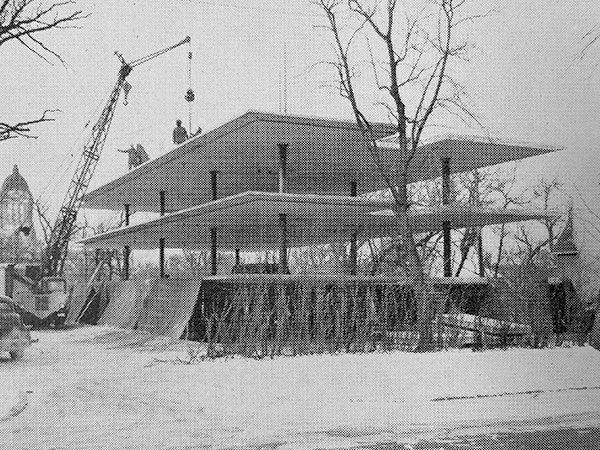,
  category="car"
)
[0,295,32,360]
